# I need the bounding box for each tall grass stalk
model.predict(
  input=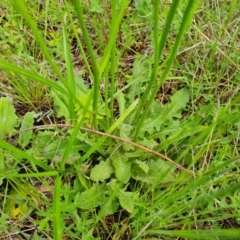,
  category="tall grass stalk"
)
[72,0,100,128]
[134,0,179,128]
[73,0,129,128]
[64,0,94,80]
[1,0,239,239]
[62,13,76,122]
[134,0,200,140]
